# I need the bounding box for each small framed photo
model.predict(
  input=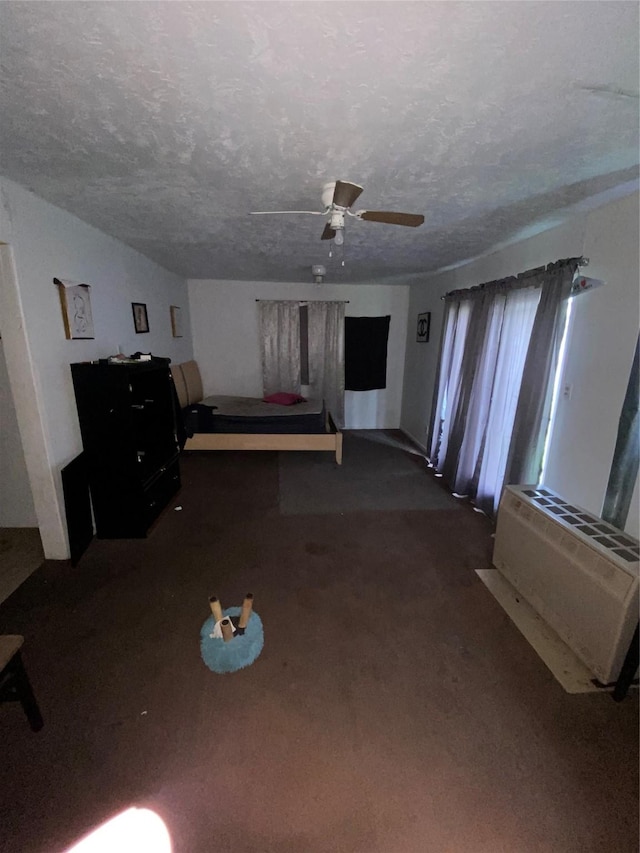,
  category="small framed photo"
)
[170,305,183,337]
[54,278,94,339]
[132,302,149,333]
[417,311,431,343]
